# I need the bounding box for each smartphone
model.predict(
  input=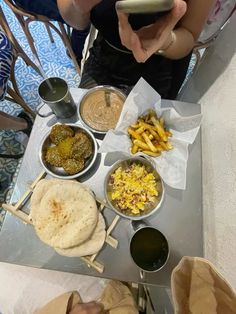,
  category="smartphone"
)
[116,0,174,14]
